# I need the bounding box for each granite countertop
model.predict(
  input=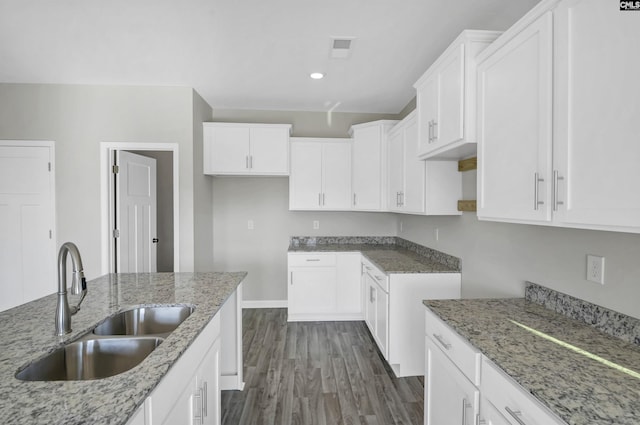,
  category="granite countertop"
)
[424,298,640,425]
[288,236,460,274]
[0,272,246,425]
